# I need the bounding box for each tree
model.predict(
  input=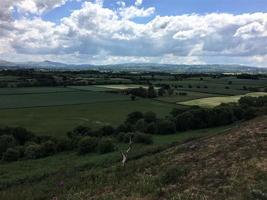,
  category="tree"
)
[25,144,43,159]
[41,140,57,156]
[98,138,115,154]
[157,119,176,134]
[147,85,157,98]
[158,87,165,96]
[2,148,20,162]
[144,112,157,123]
[126,111,144,124]
[145,122,157,134]
[0,135,16,156]
[131,95,136,101]
[135,119,146,132]
[11,127,34,145]
[78,137,98,154]
[100,125,115,136]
